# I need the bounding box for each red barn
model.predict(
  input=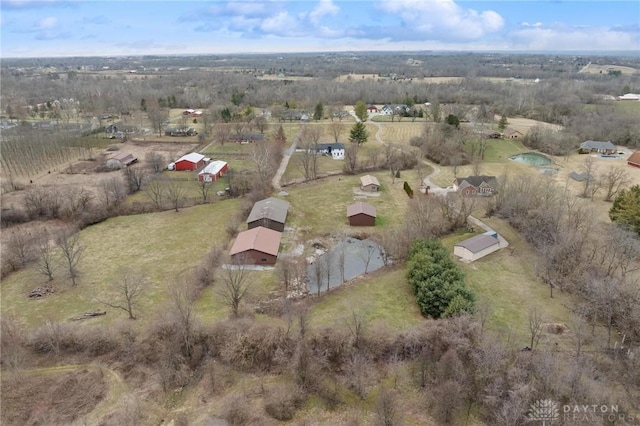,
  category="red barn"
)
[229,226,281,265]
[347,202,376,226]
[198,160,228,182]
[627,151,640,169]
[171,152,205,171]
